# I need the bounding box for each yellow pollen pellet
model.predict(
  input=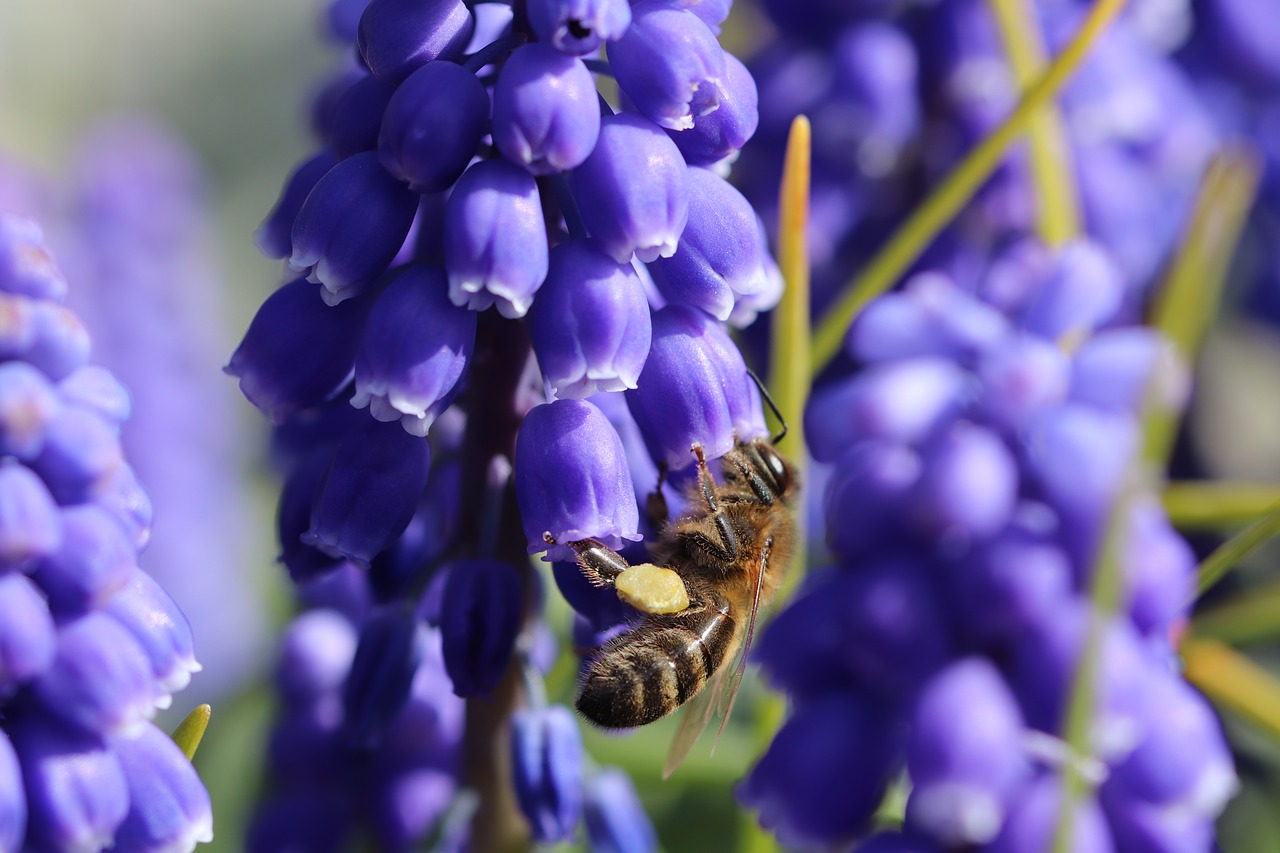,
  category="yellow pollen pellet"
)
[615,563,690,614]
